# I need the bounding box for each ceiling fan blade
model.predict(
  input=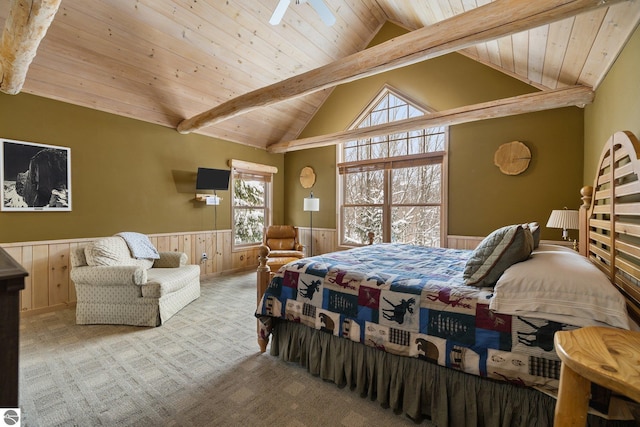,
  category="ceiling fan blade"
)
[269,0,291,25]
[307,0,336,26]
